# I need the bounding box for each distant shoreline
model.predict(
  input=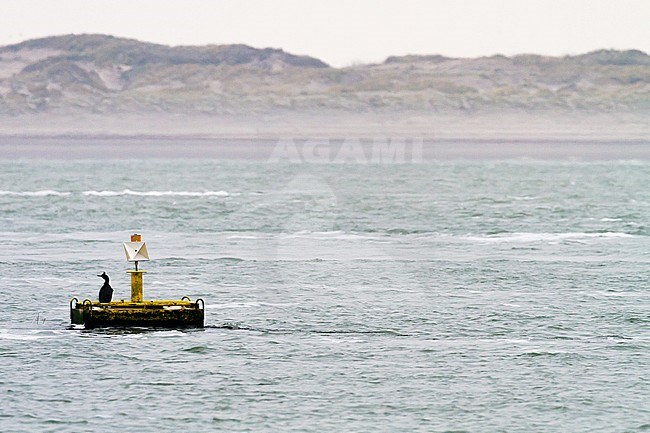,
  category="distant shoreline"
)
[1,111,648,160]
[1,135,648,160]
